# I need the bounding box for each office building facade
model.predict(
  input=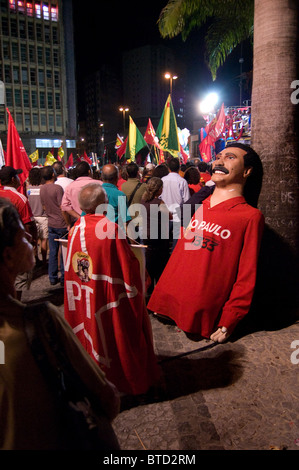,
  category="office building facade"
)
[0,0,77,159]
